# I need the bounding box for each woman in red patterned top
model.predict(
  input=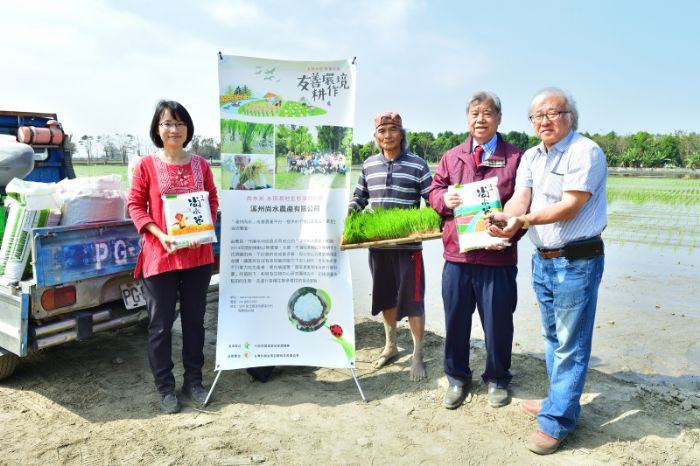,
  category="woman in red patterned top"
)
[127,100,219,414]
